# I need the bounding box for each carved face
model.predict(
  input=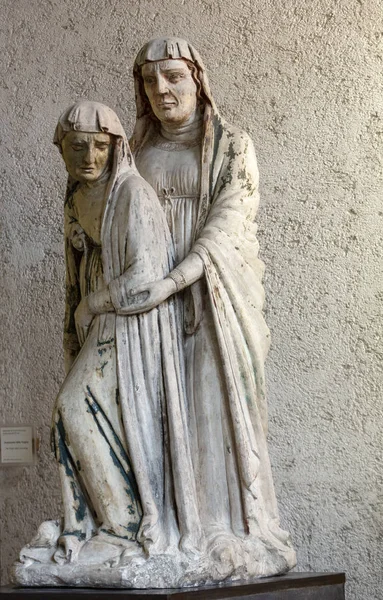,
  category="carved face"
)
[141,59,198,126]
[61,131,113,183]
